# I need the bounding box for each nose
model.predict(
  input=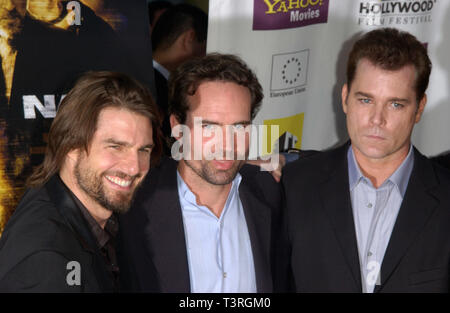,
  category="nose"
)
[120,151,141,177]
[369,103,386,126]
[223,126,237,160]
